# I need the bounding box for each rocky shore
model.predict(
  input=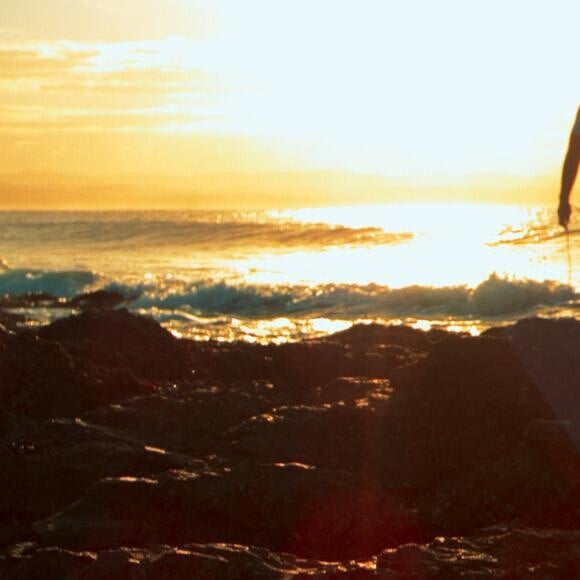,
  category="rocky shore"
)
[1,299,580,578]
